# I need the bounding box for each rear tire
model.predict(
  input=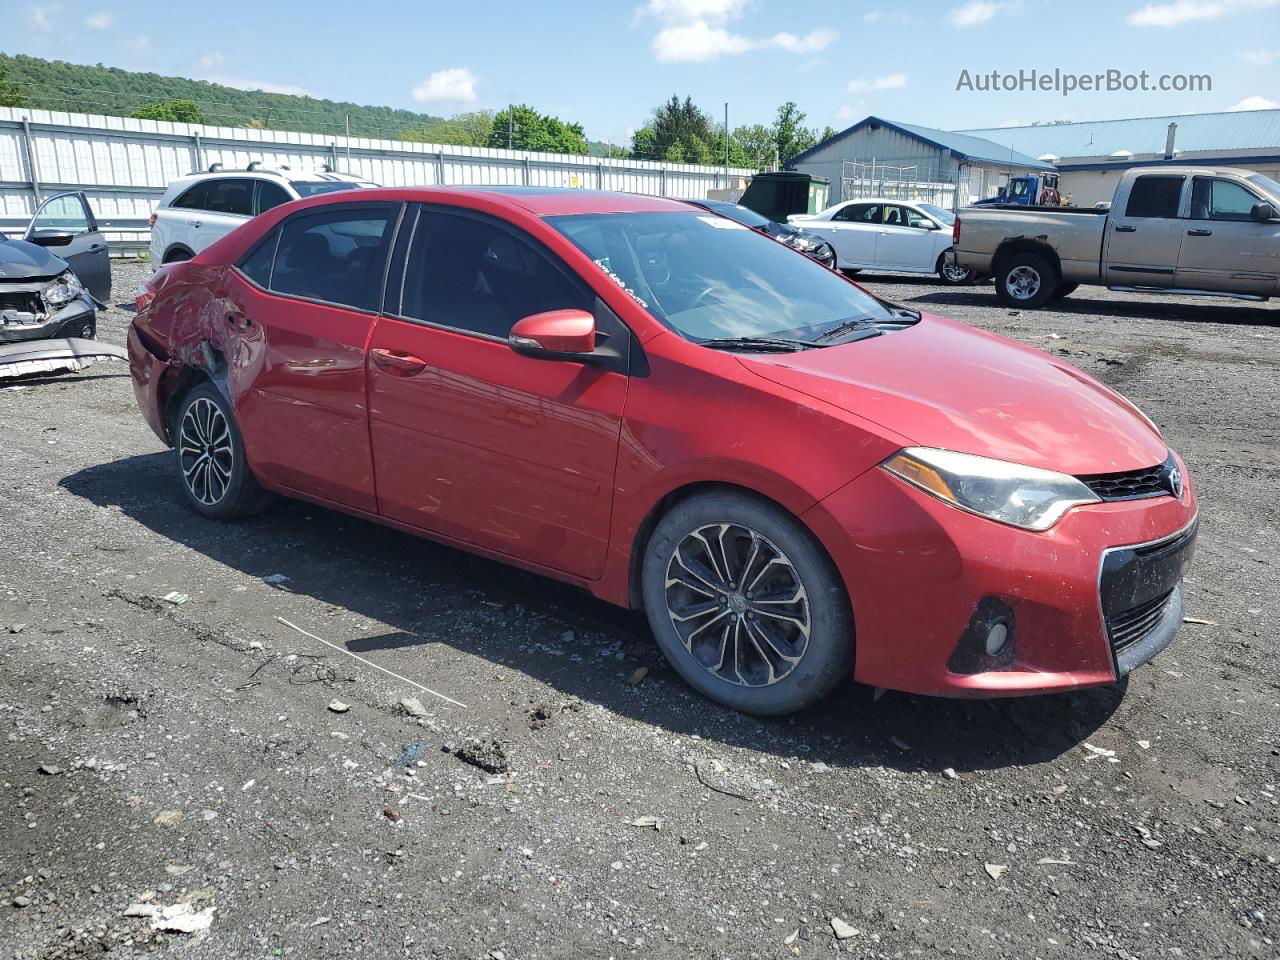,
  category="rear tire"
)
[1053,282,1079,300]
[163,249,193,264]
[995,251,1058,309]
[172,383,271,520]
[641,490,853,716]
[840,268,860,276]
